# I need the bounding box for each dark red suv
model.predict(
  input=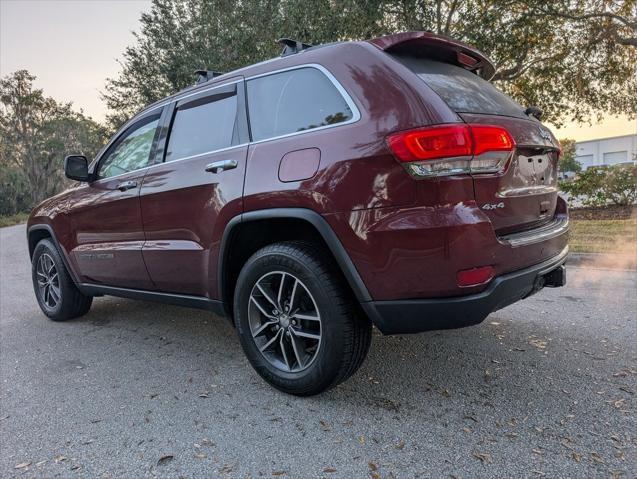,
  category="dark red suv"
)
[27,32,568,395]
